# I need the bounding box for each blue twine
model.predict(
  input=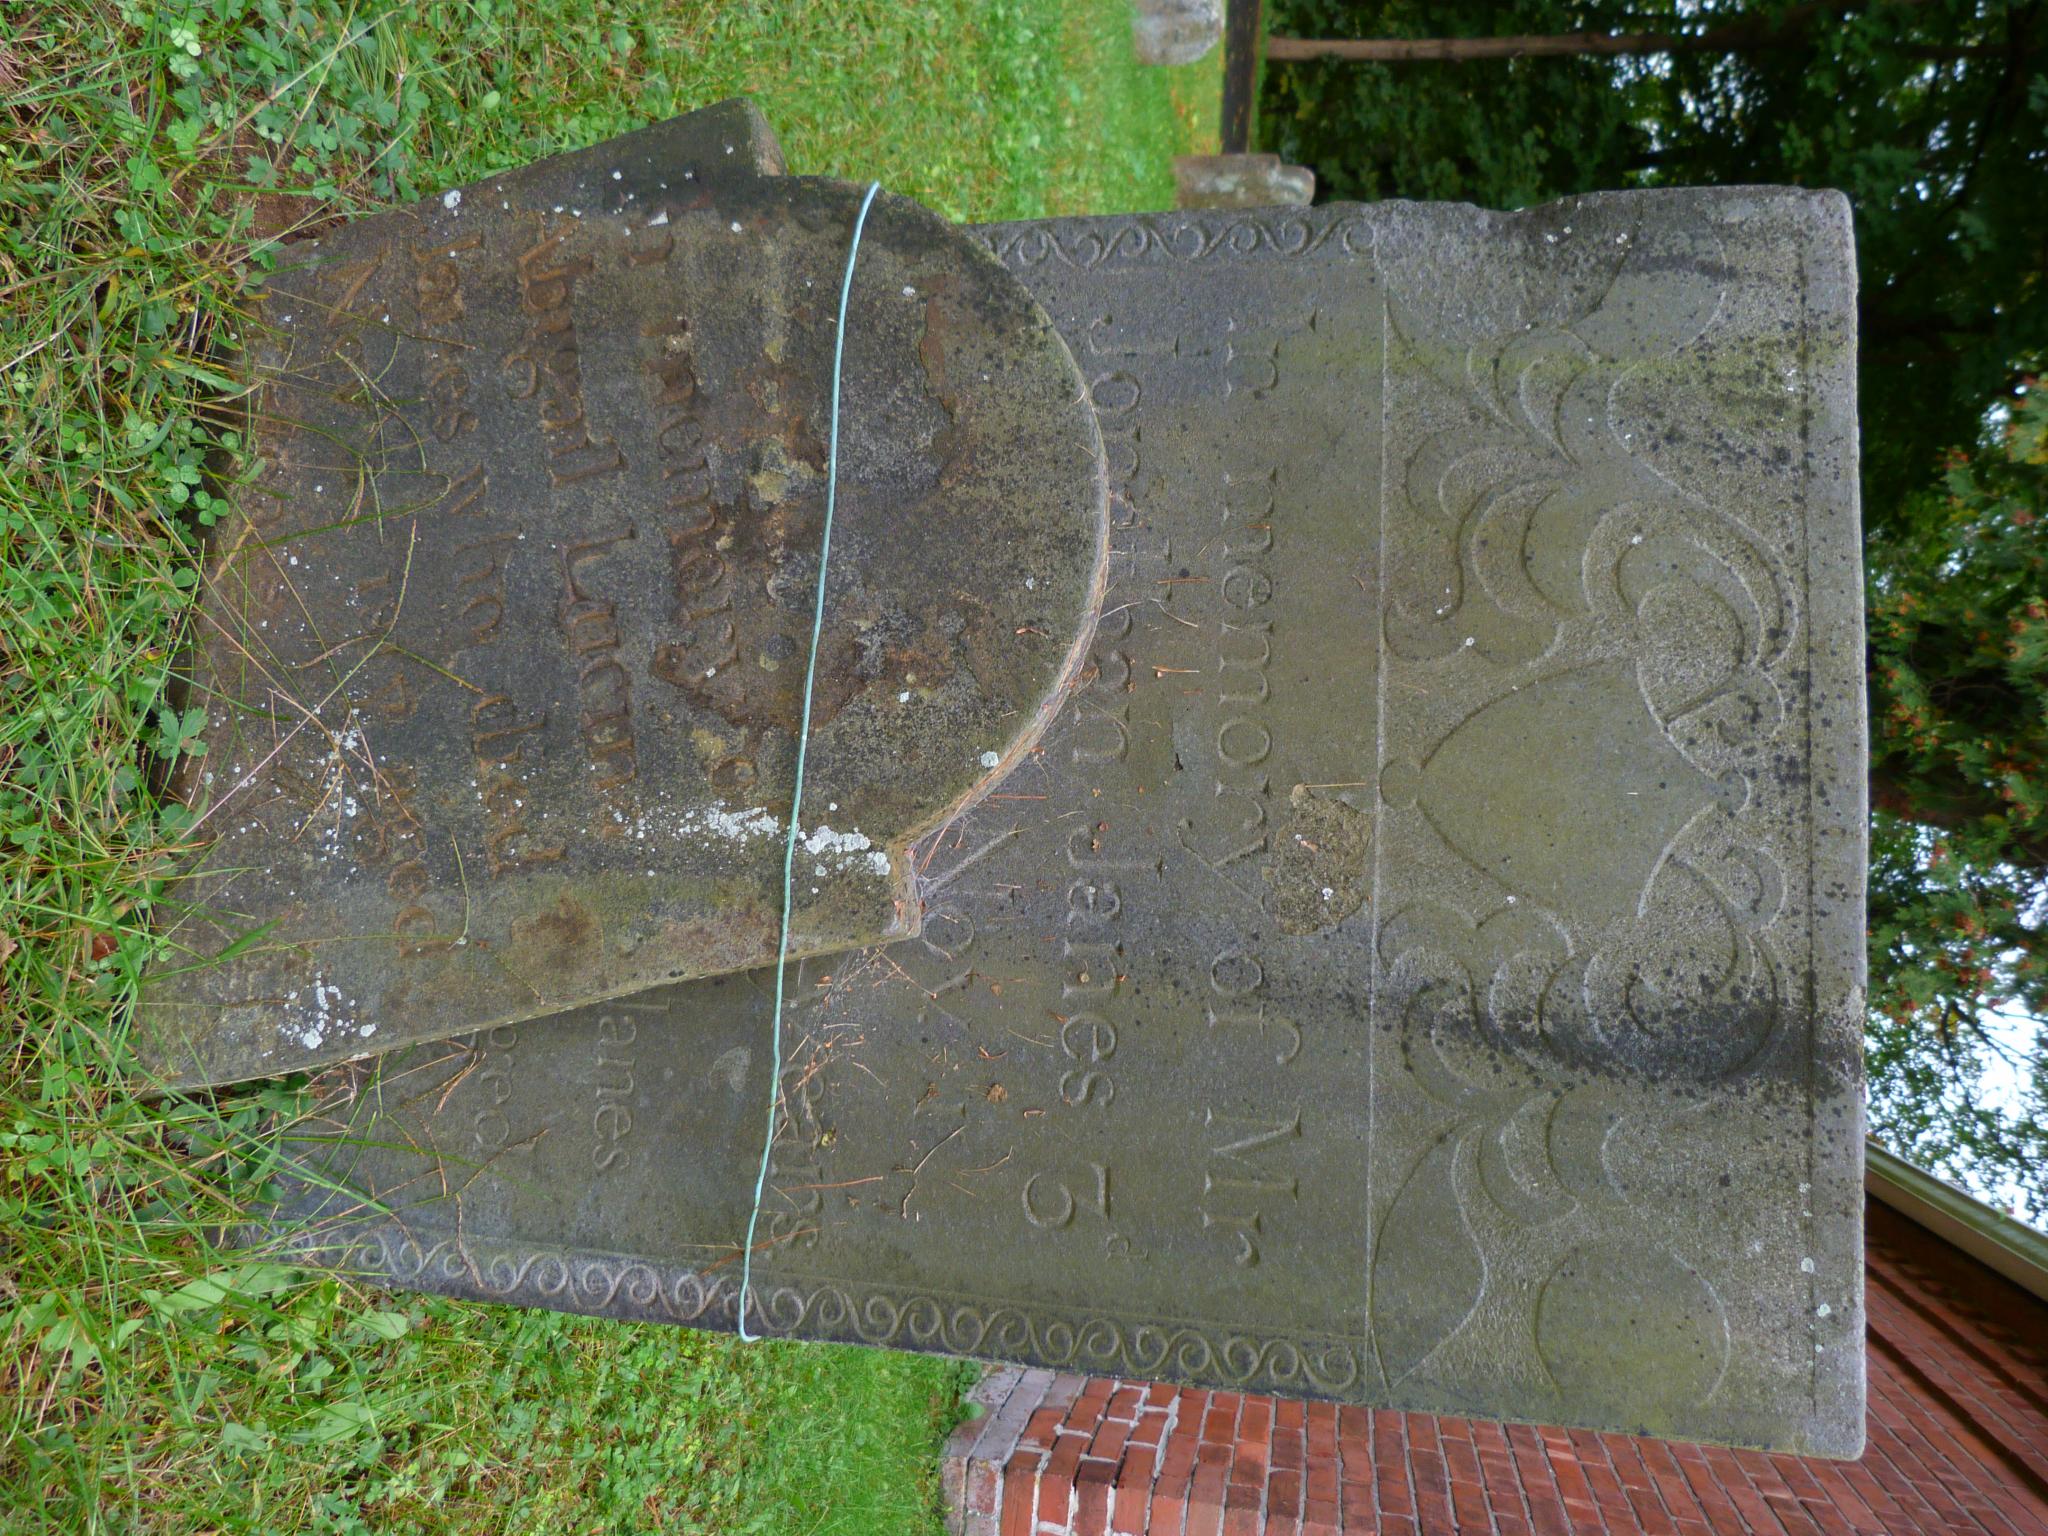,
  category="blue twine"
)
[737,180,883,1343]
